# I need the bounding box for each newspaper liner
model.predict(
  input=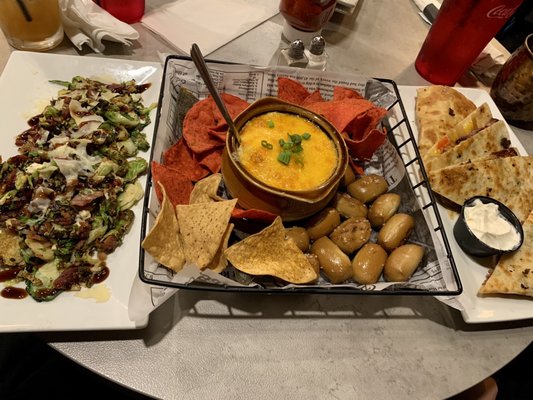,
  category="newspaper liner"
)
[128,58,462,322]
